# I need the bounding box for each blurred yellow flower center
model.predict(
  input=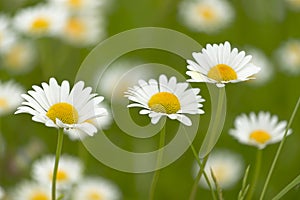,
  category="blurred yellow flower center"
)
[148,92,180,114]
[197,6,216,21]
[30,192,48,200]
[65,18,85,37]
[31,18,50,32]
[46,102,78,124]
[288,43,300,64]
[207,64,237,81]
[88,191,103,200]
[4,44,24,68]
[0,98,8,108]
[249,130,271,144]
[49,169,68,181]
[68,0,82,8]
